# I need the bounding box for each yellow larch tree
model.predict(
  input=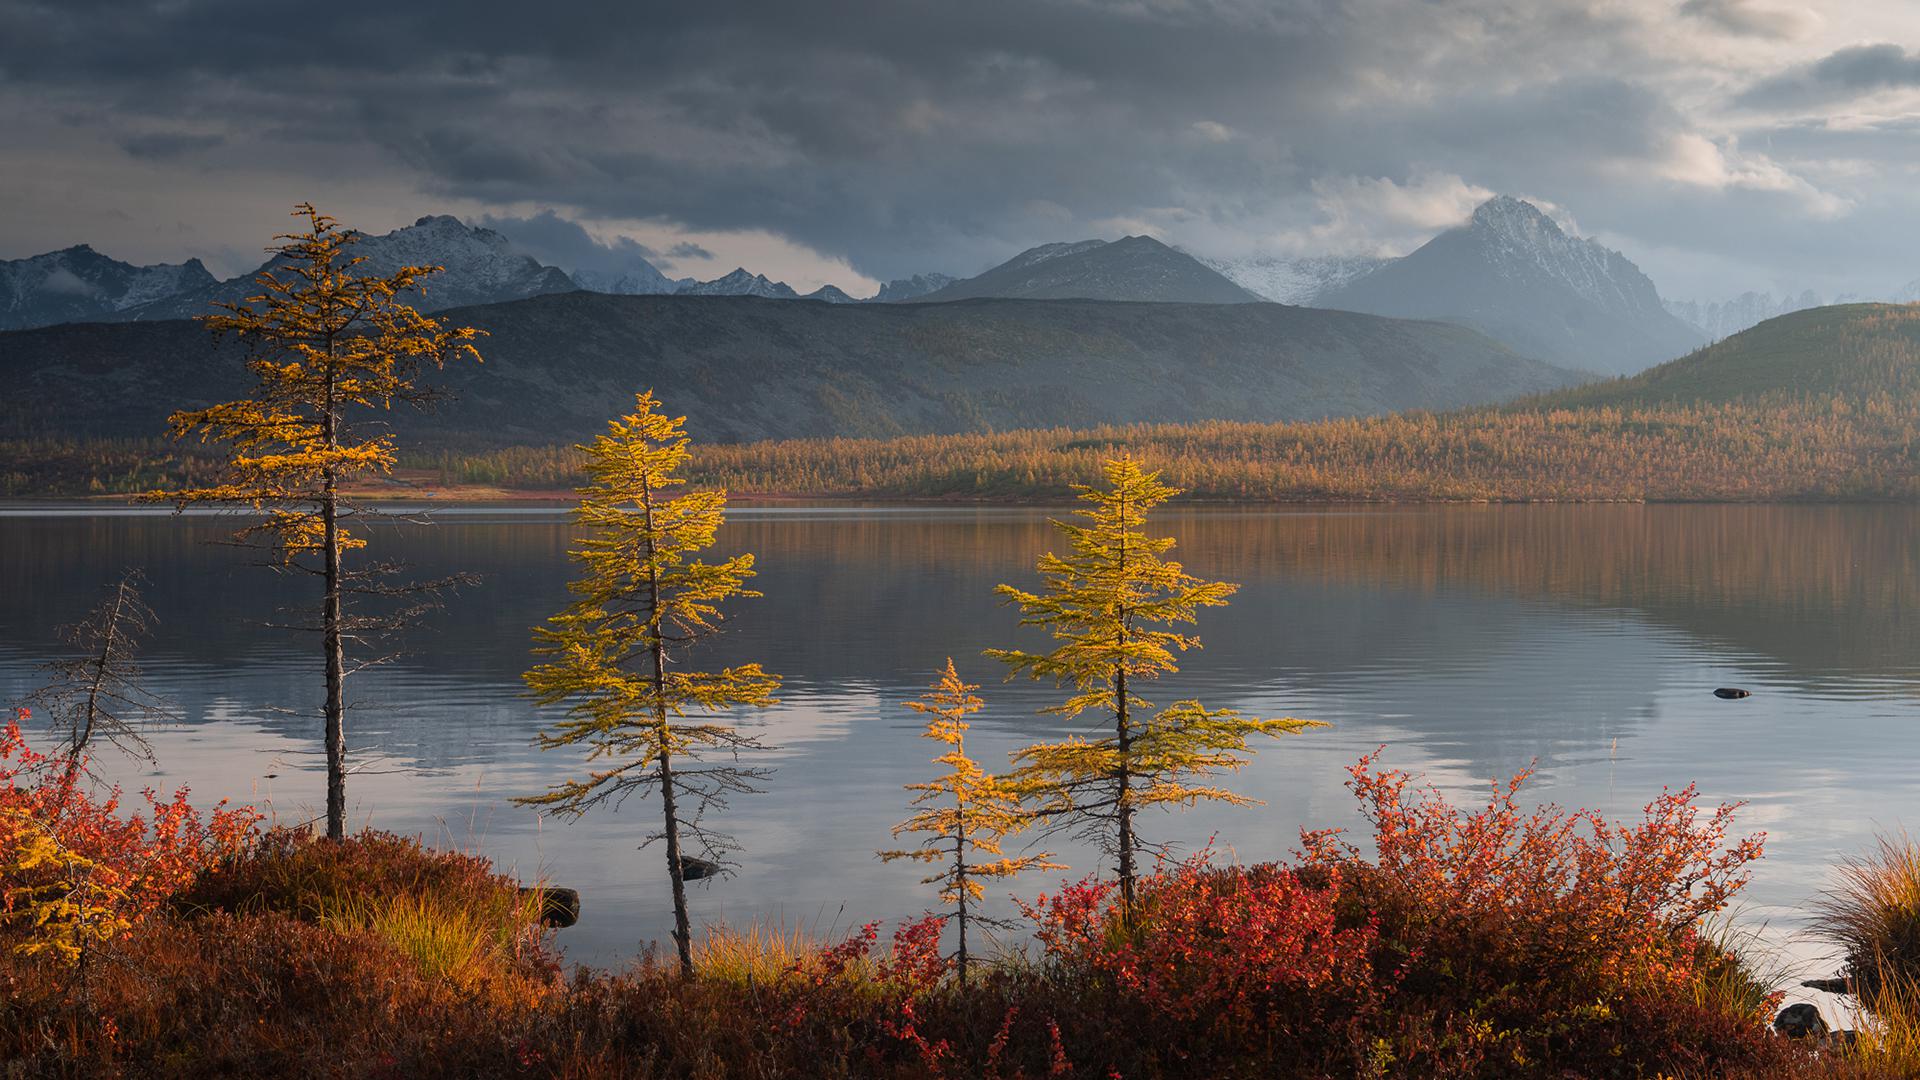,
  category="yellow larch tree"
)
[154,204,482,840]
[879,659,1059,983]
[988,457,1322,921]
[516,392,781,975]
